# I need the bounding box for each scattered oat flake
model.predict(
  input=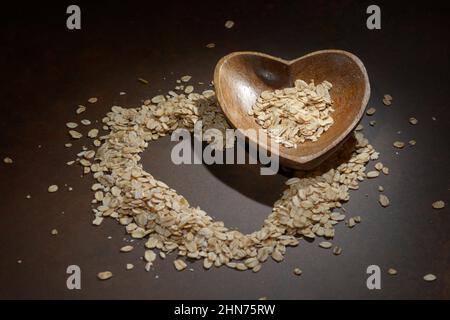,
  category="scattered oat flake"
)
[97,271,113,280]
[382,95,392,106]
[88,97,98,104]
[388,268,397,275]
[181,75,192,82]
[69,130,82,139]
[144,250,157,263]
[120,245,134,253]
[409,140,416,146]
[348,218,356,228]
[423,274,436,282]
[174,259,187,271]
[66,122,78,129]
[378,185,384,192]
[88,129,99,138]
[366,107,376,116]
[319,241,332,249]
[92,216,104,226]
[51,229,58,235]
[81,119,91,126]
[225,20,235,29]
[432,201,445,209]
[126,263,134,270]
[369,120,376,126]
[367,171,380,178]
[355,124,363,131]
[3,157,13,164]
[332,246,342,255]
[76,105,86,114]
[393,141,405,149]
[409,117,418,125]
[293,268,302,276]
[48,185,59,193]
[206,43,215,48]
[138,78,149,85]
[26,195,31,199]
[379,194,390,207]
